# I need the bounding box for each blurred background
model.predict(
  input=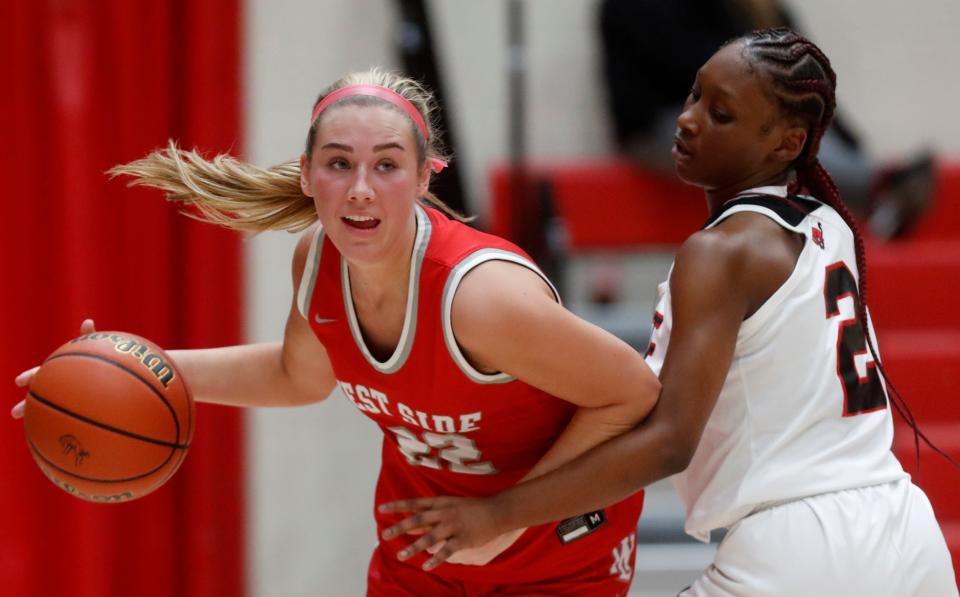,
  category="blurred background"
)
[3,1,958,596]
